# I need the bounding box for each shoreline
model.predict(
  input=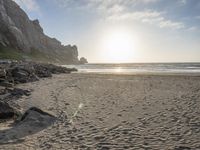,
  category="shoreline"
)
[73,71,200,76]
[66,62,200,76]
